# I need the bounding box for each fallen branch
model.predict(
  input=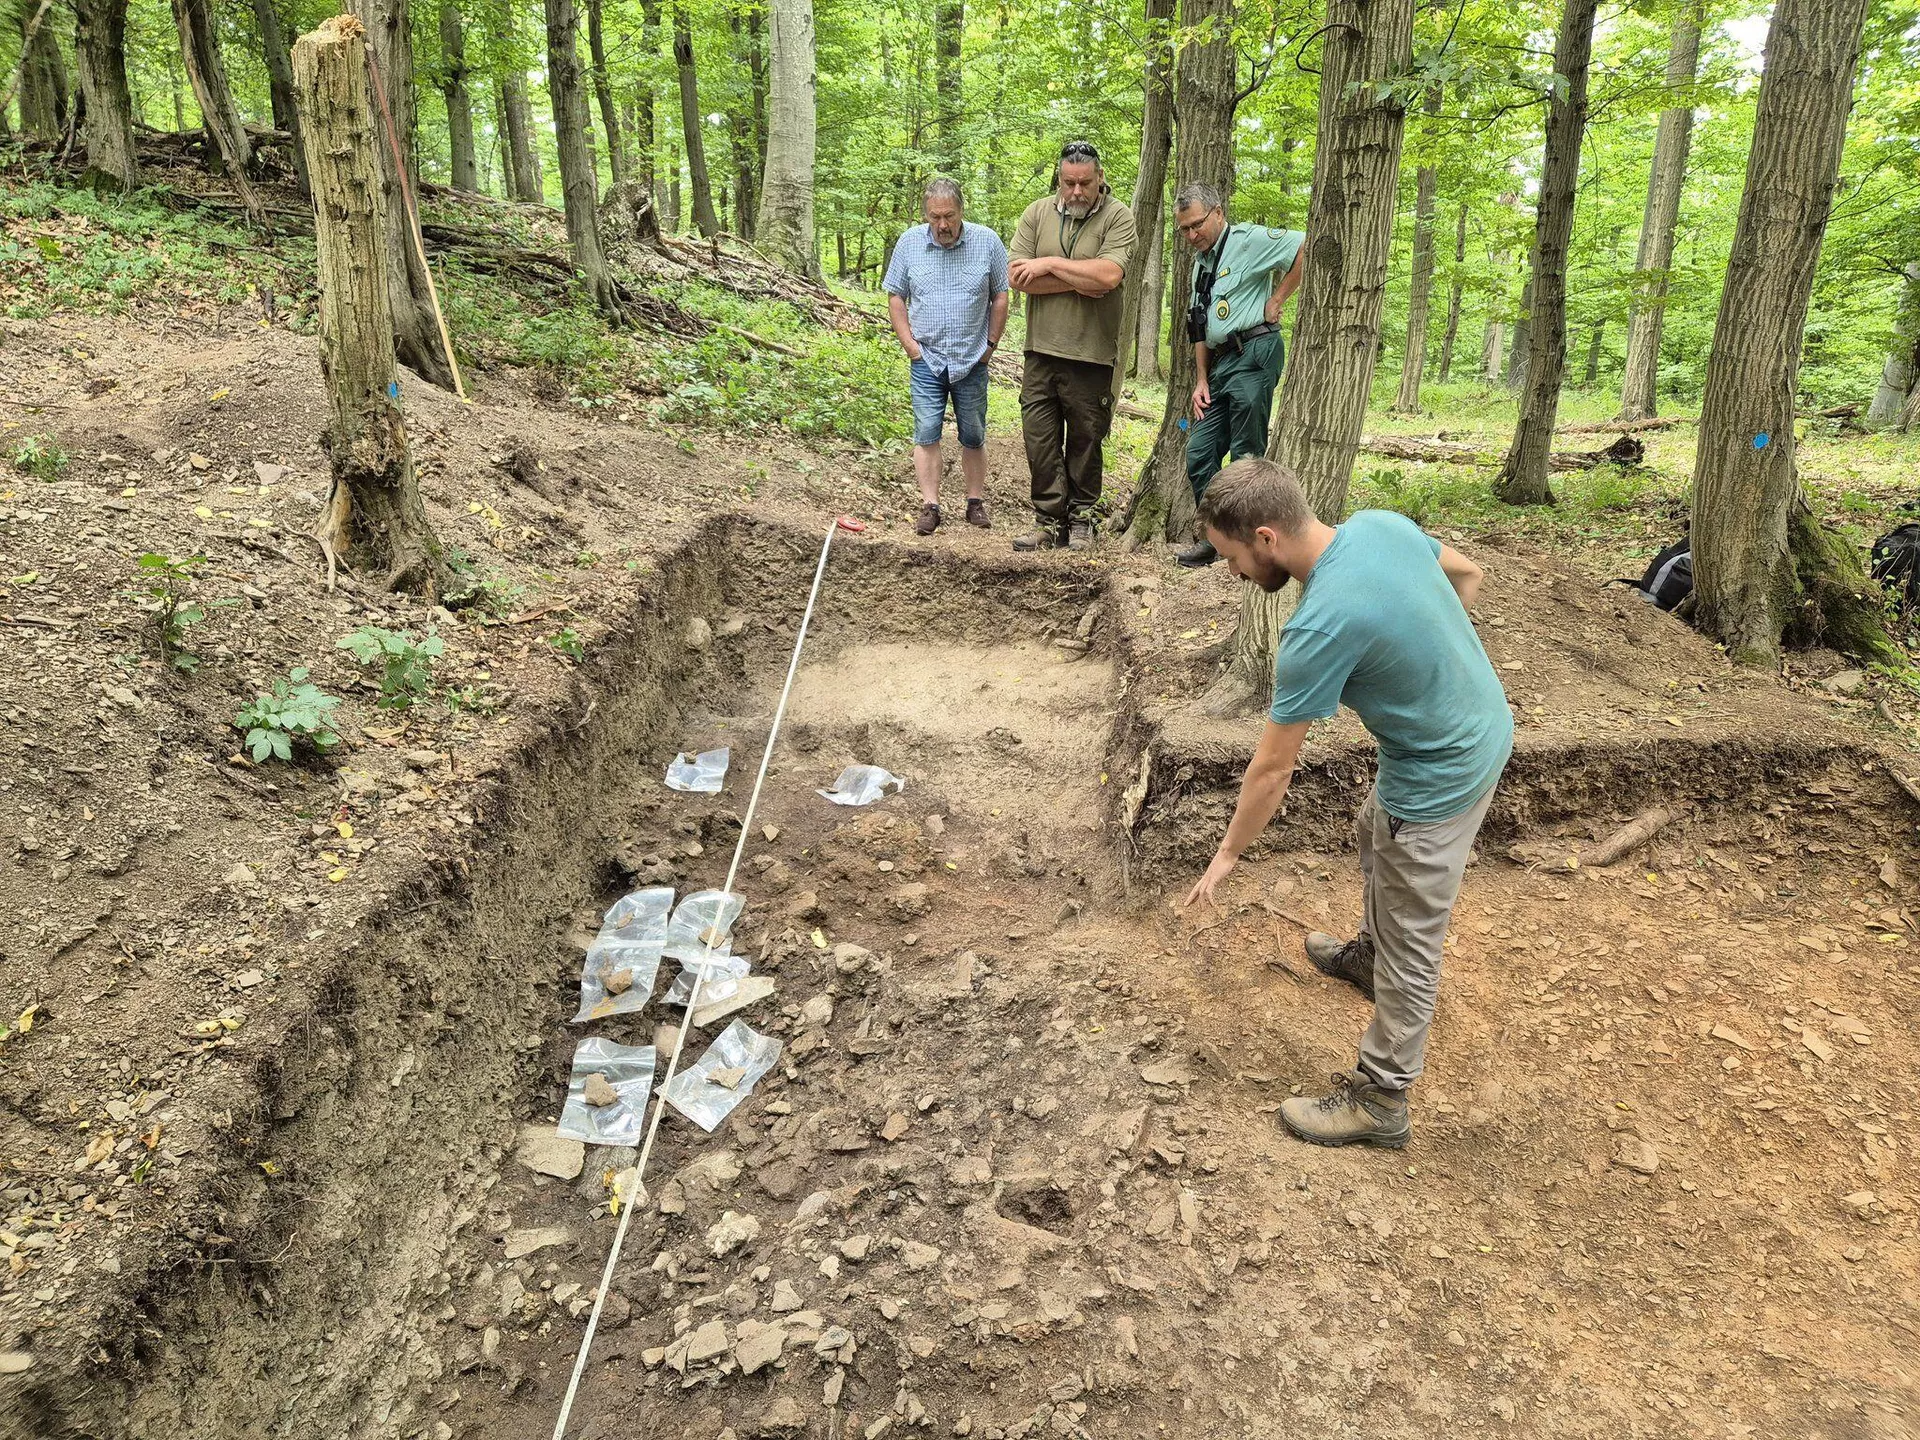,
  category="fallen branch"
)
[1890,771,1920,808]
[1583,804,1675,867]
[714,322,802,358]
[1558,415,1693,435]
[1361,432,1644,472]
